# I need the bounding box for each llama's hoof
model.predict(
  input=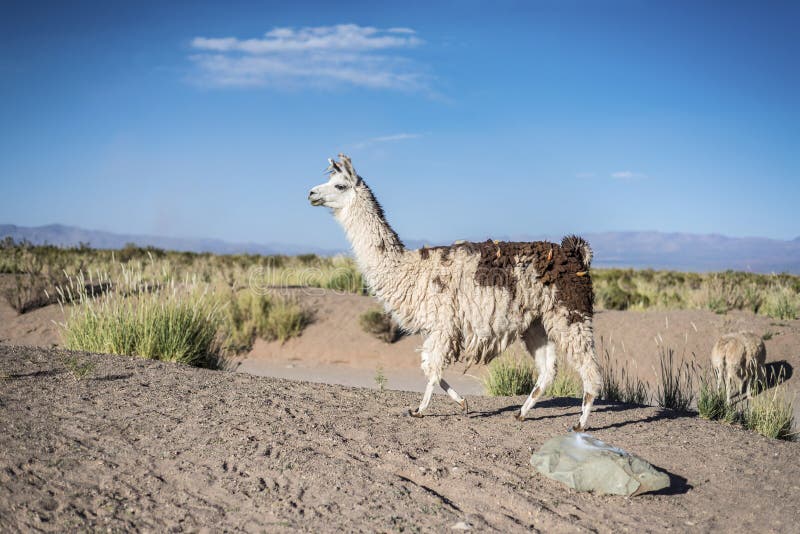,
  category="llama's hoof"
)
[408,409,423,418]
[514,412,525,421]
[571,423,585,432]
[458,399,469,414]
